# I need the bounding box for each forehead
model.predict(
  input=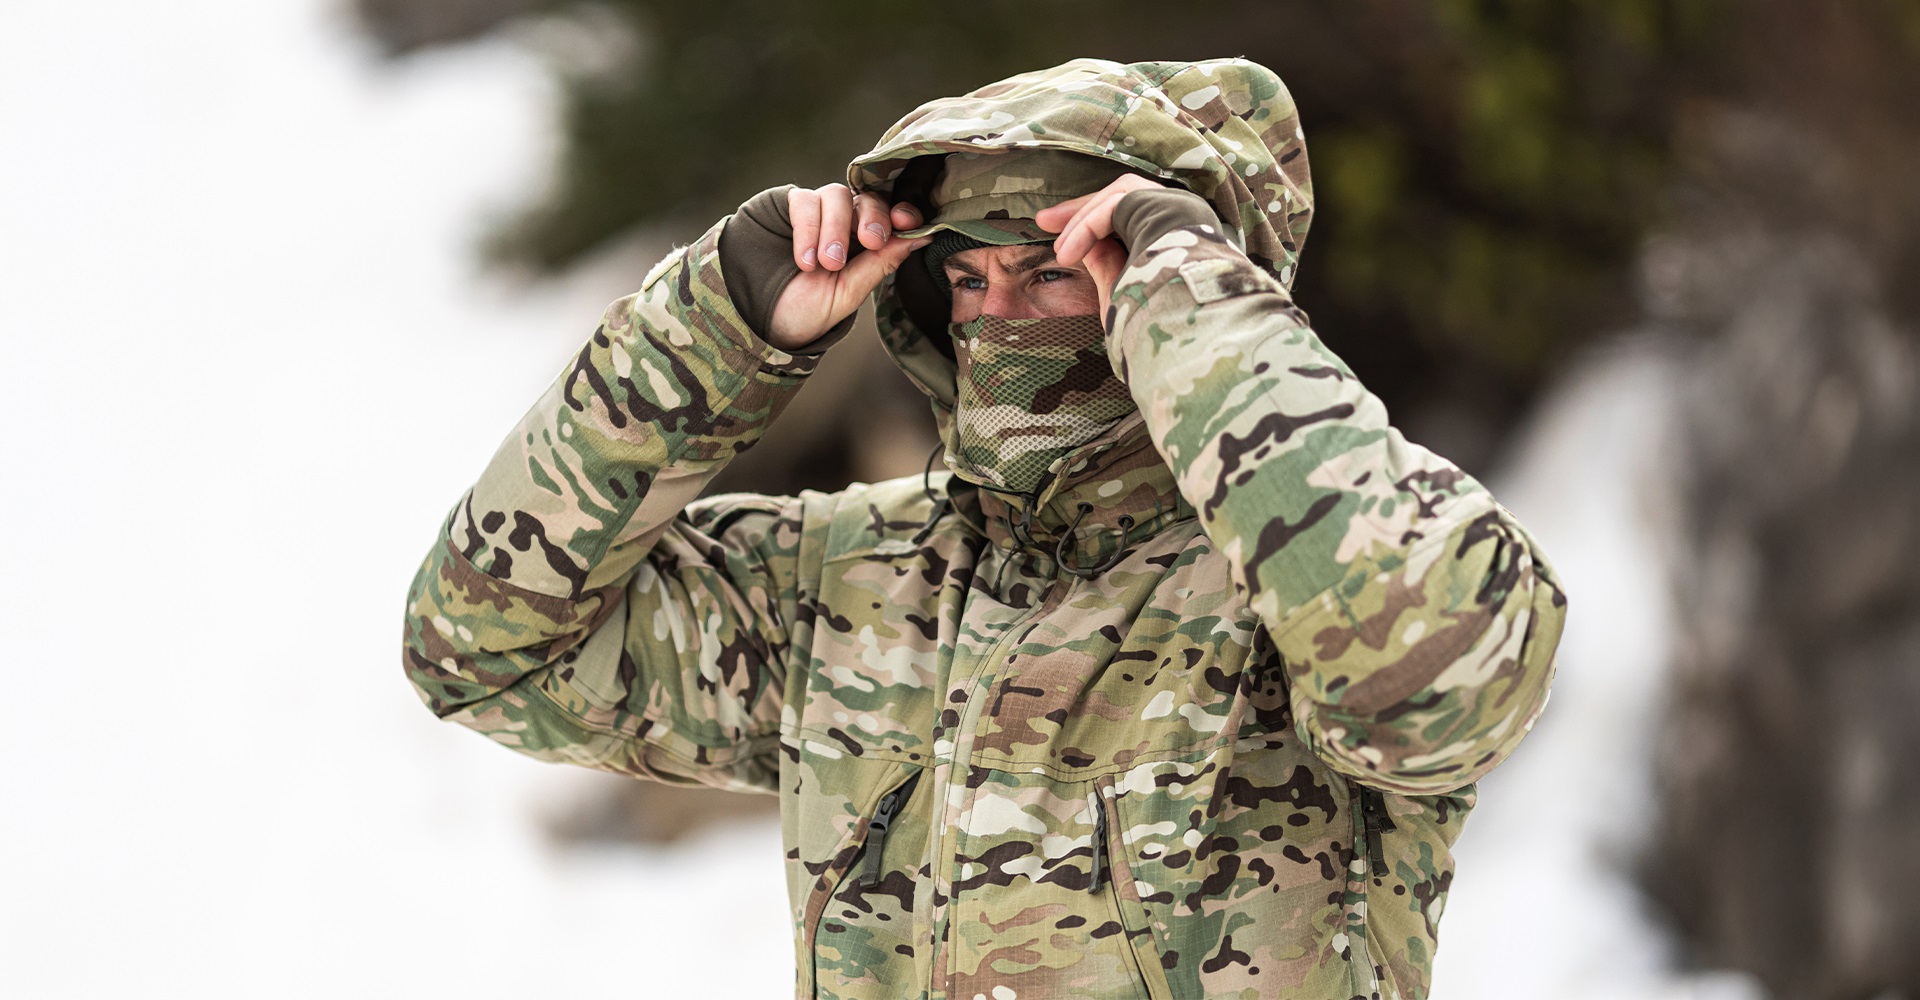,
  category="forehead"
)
[943,244,1070,273]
